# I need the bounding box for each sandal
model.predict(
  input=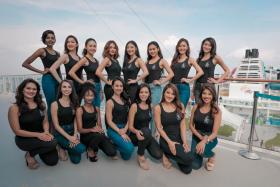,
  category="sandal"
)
[137,156,149,170]
[205,158,215,171]
[25,152,39,170]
